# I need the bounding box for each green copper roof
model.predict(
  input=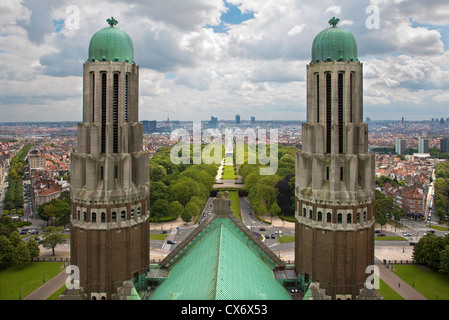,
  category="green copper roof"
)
[150,218,291,300]
[311,17,358,63]
[88,18,134,63]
